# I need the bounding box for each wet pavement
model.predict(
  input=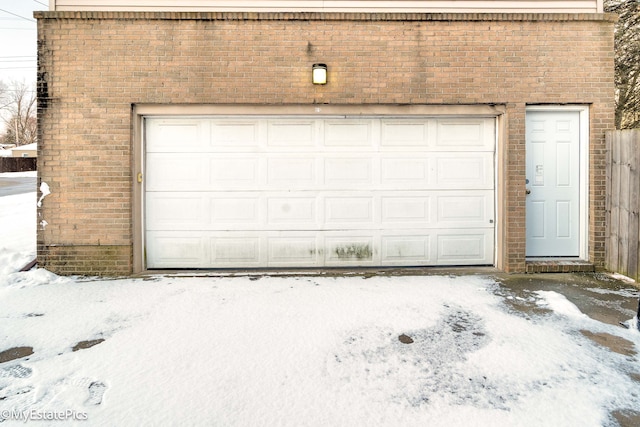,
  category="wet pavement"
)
[493,272,640,427]
[0,176,36,196]
[493,272,639,330]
